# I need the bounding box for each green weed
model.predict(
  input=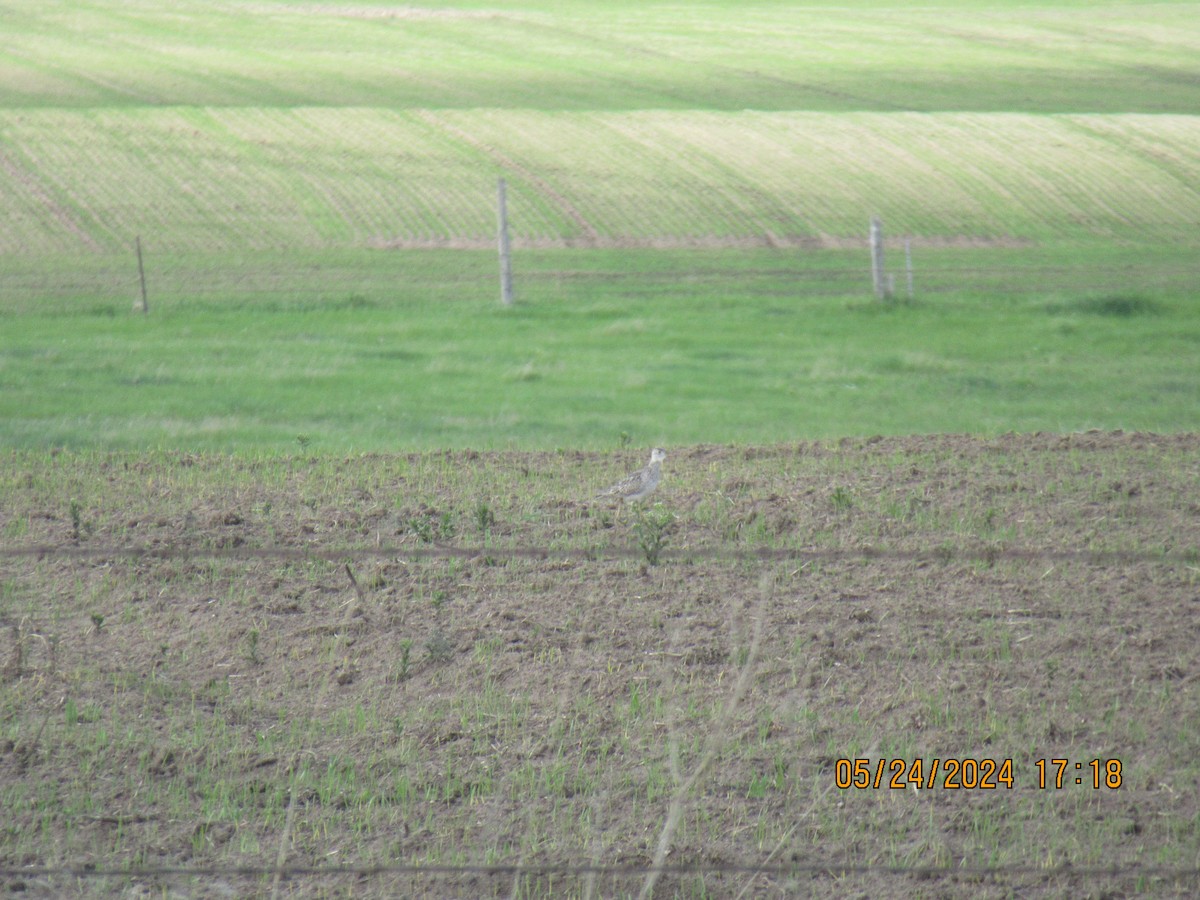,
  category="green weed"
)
[425,630,454,663]
[633,505,675,566]
[243,628,262,666]
[474,502,496,534]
